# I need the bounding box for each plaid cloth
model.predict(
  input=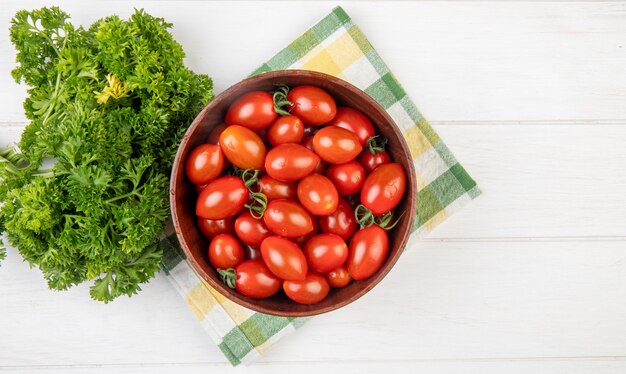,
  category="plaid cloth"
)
[161,6,480,366]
